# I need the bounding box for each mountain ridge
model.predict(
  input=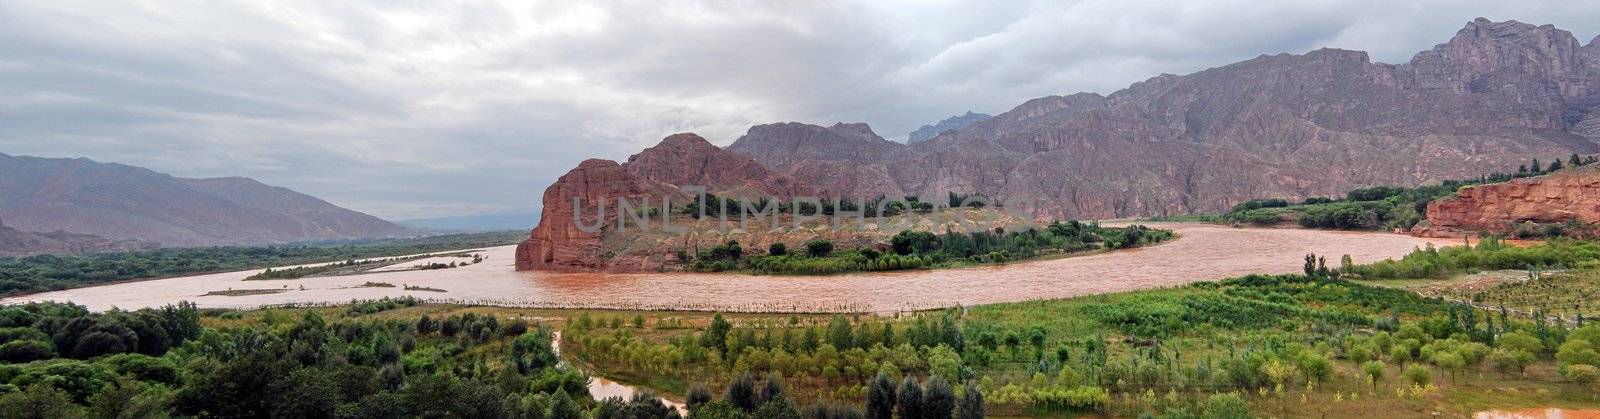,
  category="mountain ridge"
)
[0,152,416,248]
